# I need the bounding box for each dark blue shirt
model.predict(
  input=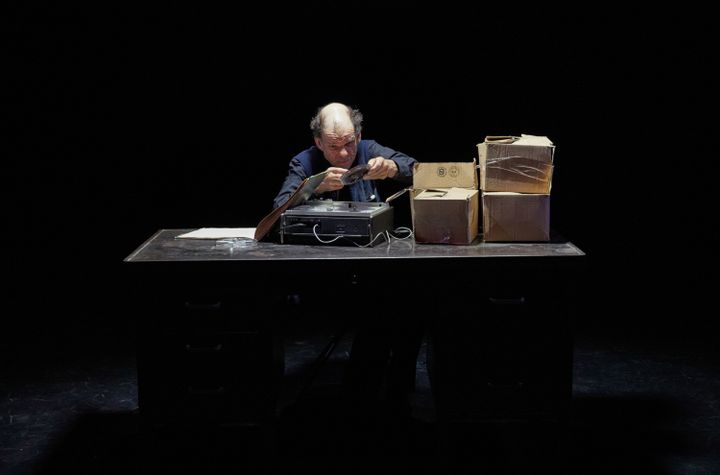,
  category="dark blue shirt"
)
[273,140,417,209]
